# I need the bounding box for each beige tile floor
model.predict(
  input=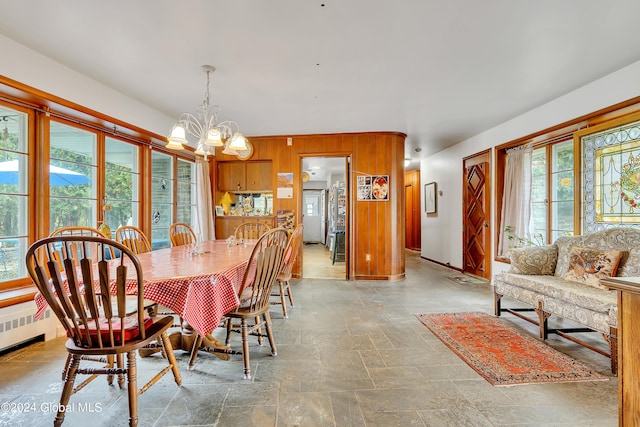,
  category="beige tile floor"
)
[302,242,346,280]
[0,250,618,426]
